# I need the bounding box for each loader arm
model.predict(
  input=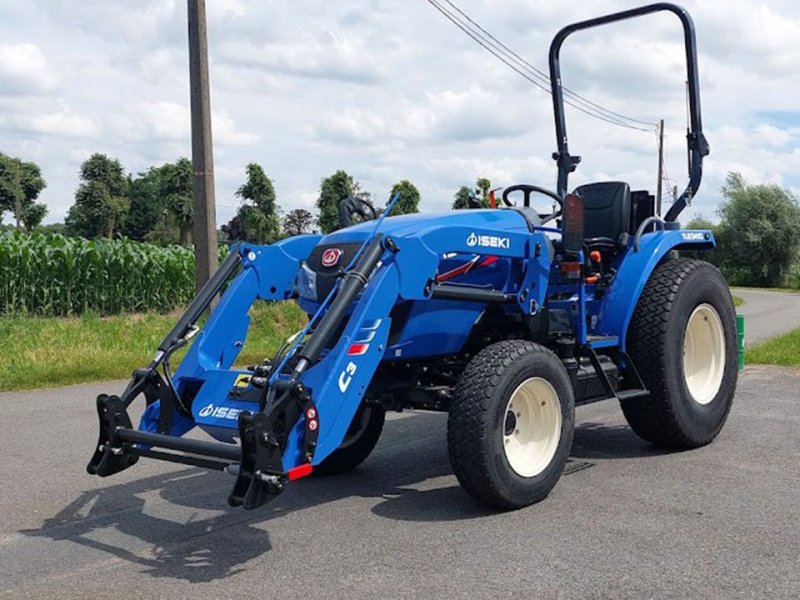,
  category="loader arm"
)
[87,216,553,509]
